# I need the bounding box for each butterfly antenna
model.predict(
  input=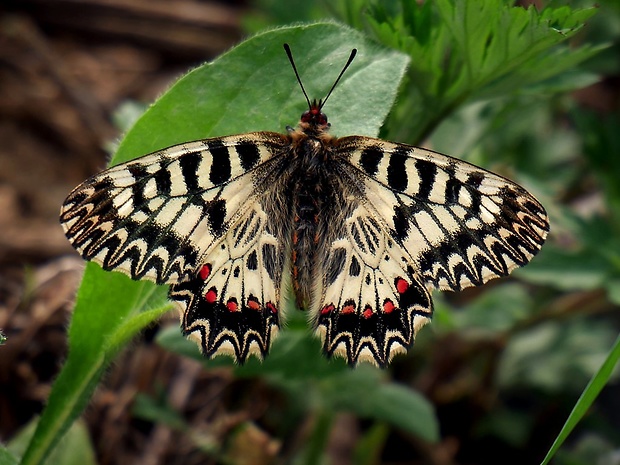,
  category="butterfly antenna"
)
[284,44,357,111]
[284,43,312,110]
[320,48,356,110]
